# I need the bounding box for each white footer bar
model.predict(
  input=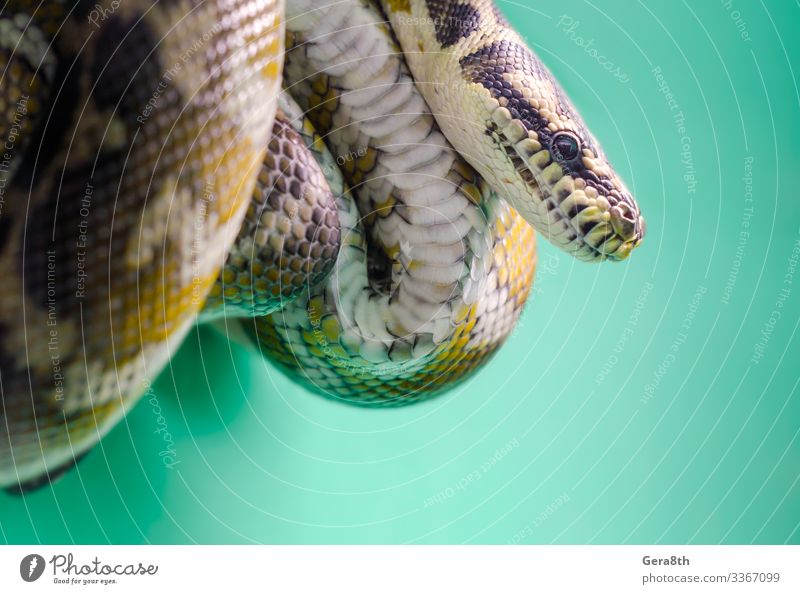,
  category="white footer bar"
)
[1,545,797,592]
